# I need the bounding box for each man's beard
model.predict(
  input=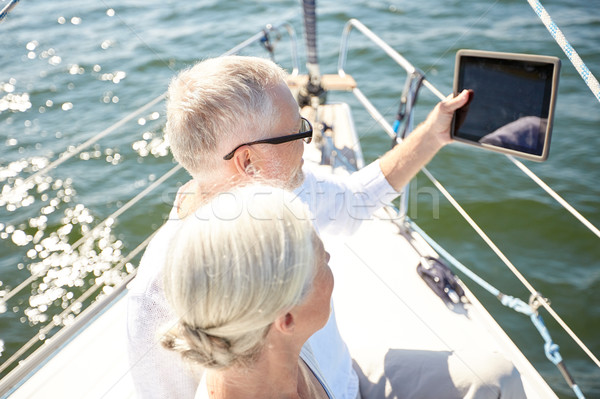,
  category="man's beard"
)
[246,161,305,190]
[285,166,305,190]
